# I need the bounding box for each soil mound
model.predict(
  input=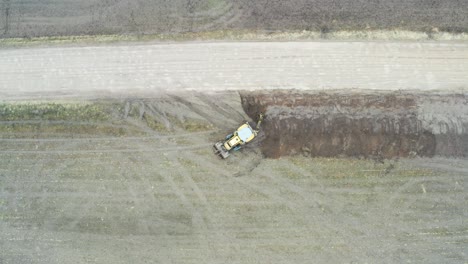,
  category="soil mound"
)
[240,90,468,159]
